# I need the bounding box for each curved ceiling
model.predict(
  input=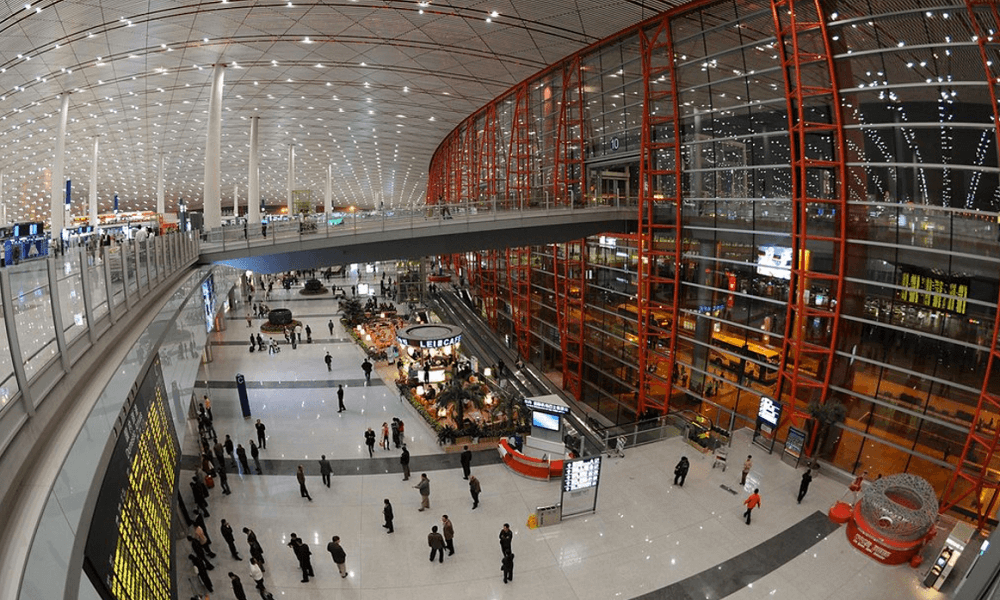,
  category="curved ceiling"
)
[0,0,681,222]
